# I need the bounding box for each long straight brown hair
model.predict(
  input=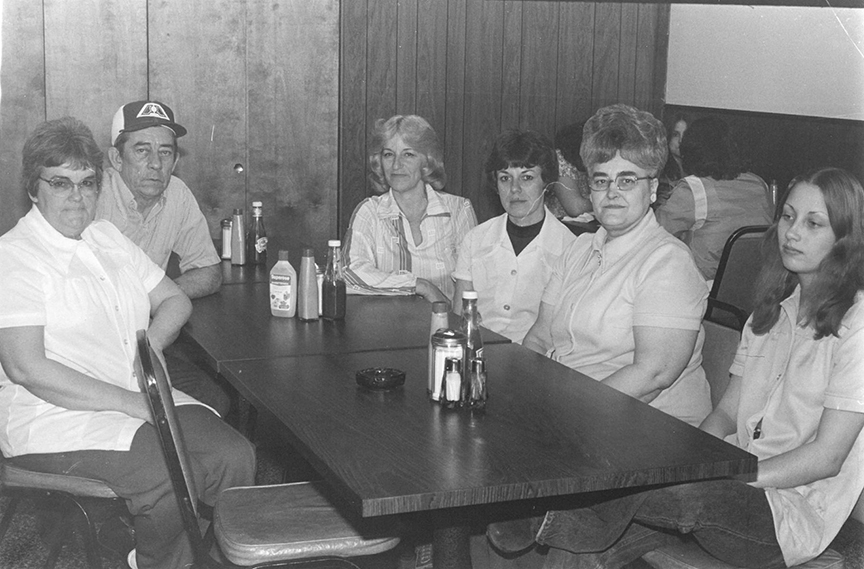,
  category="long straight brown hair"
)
[750,167,864,339]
